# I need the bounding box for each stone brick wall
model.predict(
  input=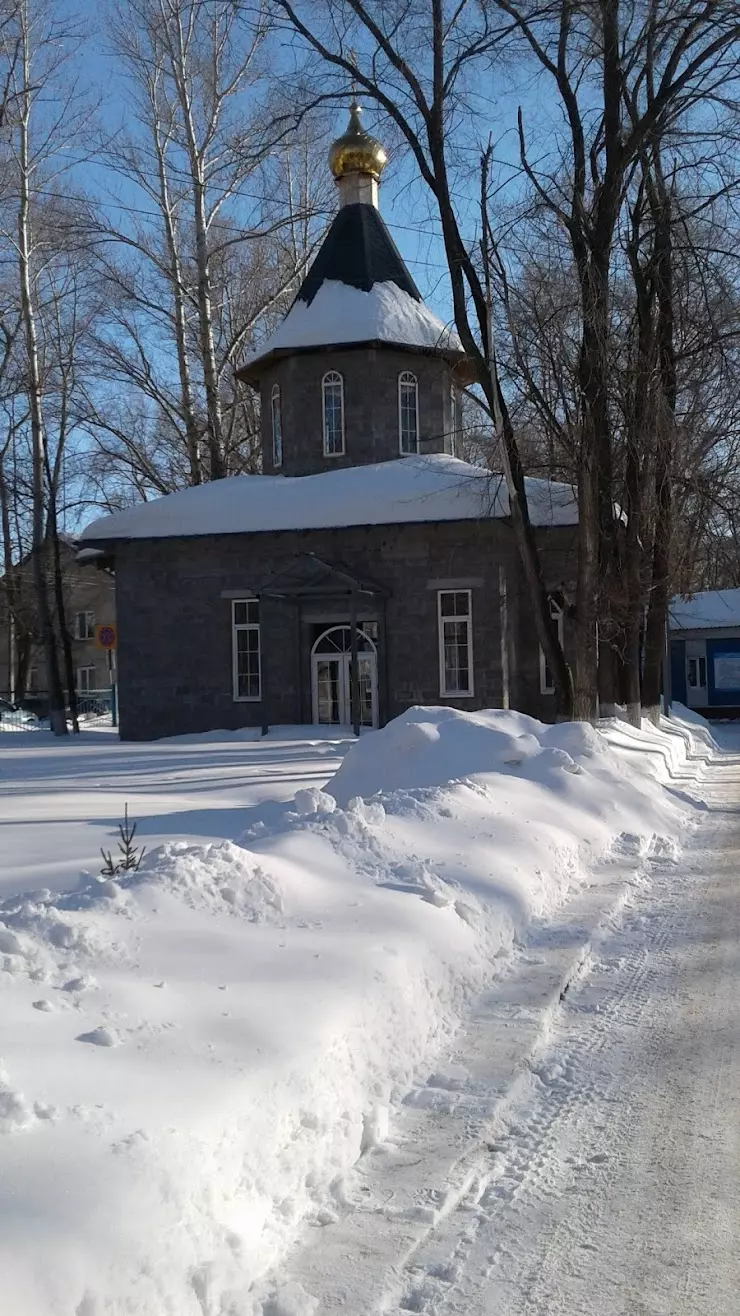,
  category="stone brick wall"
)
[508,524,579,721]
[259,345,460,477]
[113,517,545,740]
